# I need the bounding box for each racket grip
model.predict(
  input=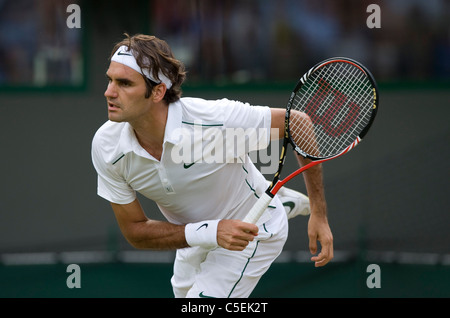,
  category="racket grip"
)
[242,192,274,224]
